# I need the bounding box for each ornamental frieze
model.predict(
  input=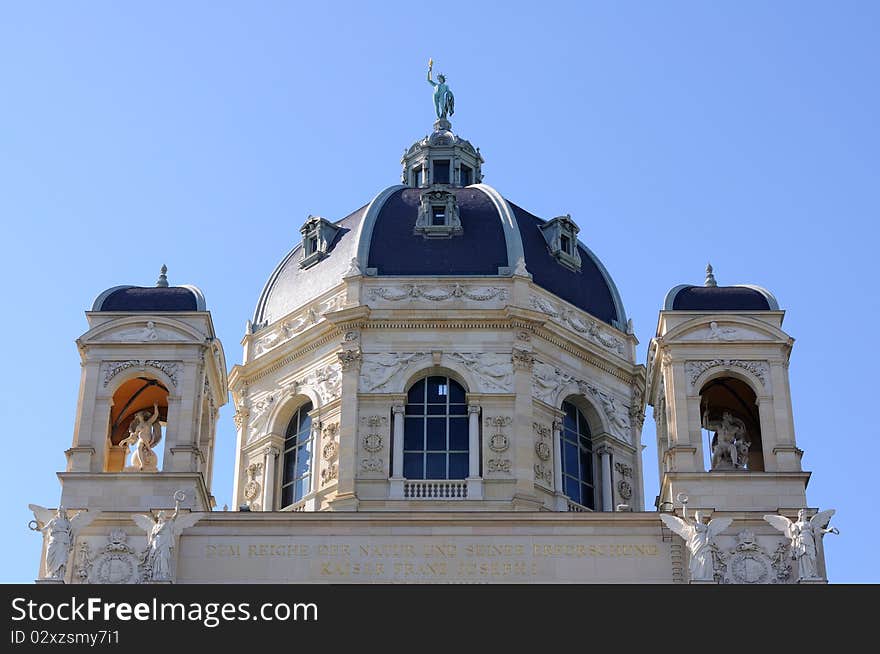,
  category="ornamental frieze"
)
[685,359,769,389]
[529,294,625,355]
[102,360,181,388]
[367,284,508,303]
